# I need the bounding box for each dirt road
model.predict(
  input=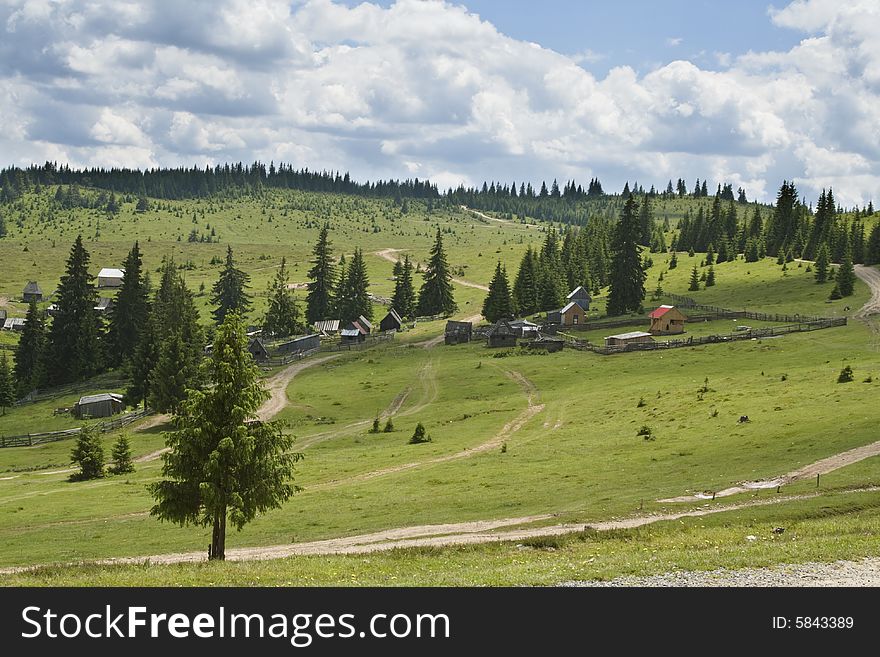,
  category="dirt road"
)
[374,248,489,292]
[854,264,880,319]
[257,355,341,422]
